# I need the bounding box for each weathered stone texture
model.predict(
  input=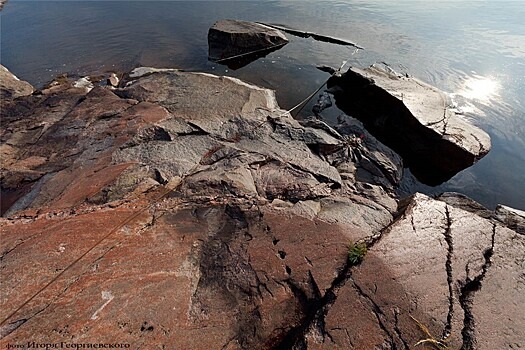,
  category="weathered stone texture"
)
[0,68,521,349]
